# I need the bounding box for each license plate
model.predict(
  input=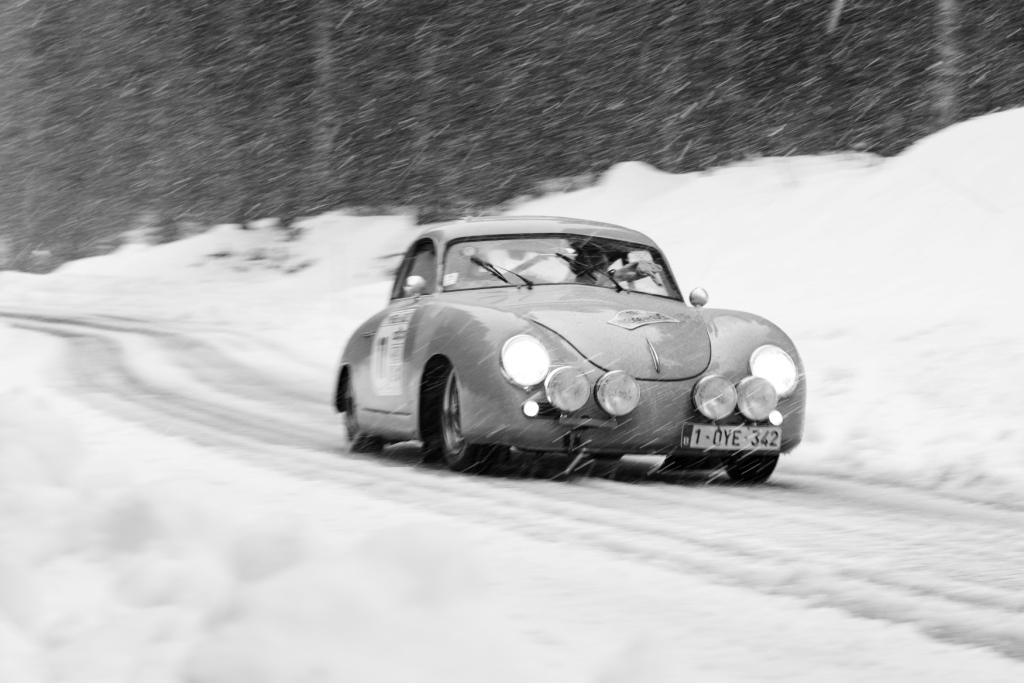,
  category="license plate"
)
[681,424,781,452]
